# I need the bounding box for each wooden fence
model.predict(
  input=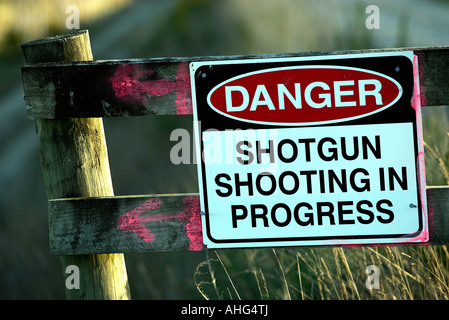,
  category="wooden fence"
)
[21,30,449,299]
